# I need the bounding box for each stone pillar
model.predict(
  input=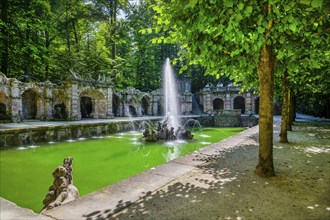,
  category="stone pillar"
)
[152,96,158,116]
[44,84,53,120]
[181,93,192,115]
[106,88,114,118]
[202,93,212,114]
[136,103,142,117]
[68,83,80,120]
[225,93,231,110]
[10,80,22,122]
[35,87,43,120]
[245,92,252,115]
